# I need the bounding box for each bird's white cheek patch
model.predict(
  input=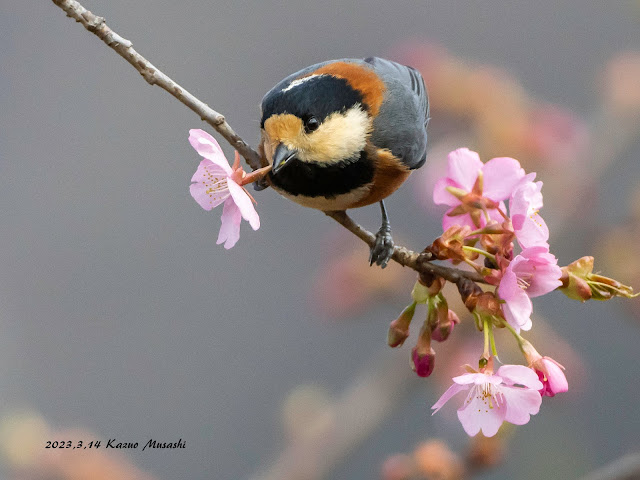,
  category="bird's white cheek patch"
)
[298,106,371,164]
